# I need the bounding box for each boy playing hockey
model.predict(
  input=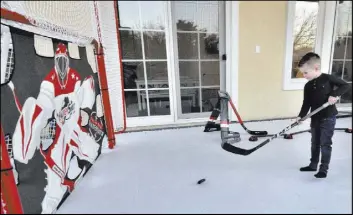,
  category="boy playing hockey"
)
[296,52,350,178]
